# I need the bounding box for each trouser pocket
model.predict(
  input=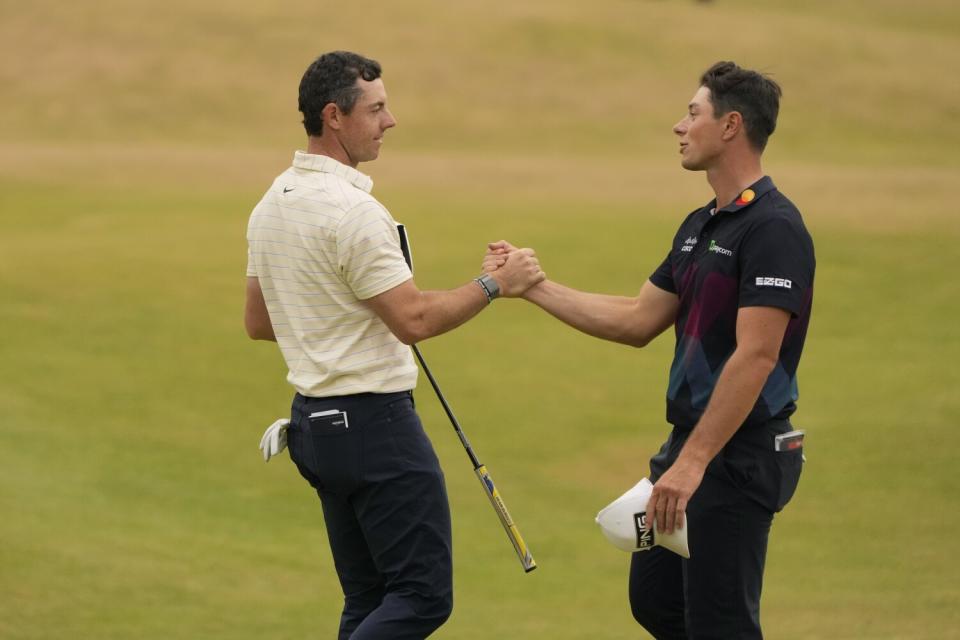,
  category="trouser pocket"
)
[773,448,803,512]
[712,421,804,513]
[289,407,362,495]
